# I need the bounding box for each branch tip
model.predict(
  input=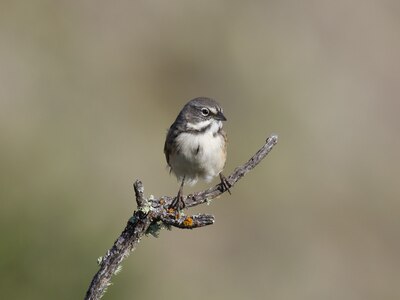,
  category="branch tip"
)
[267,134,278,144]
[133,180,146,207]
